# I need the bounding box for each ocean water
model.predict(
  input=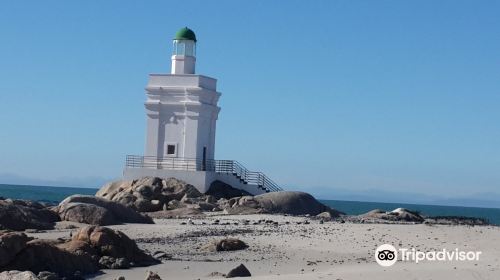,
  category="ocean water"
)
[0,184,97,204]
[1,183,499,225]
[321,199,500,225]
